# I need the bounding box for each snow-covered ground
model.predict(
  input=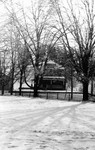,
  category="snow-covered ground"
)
[0,96,95,150]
